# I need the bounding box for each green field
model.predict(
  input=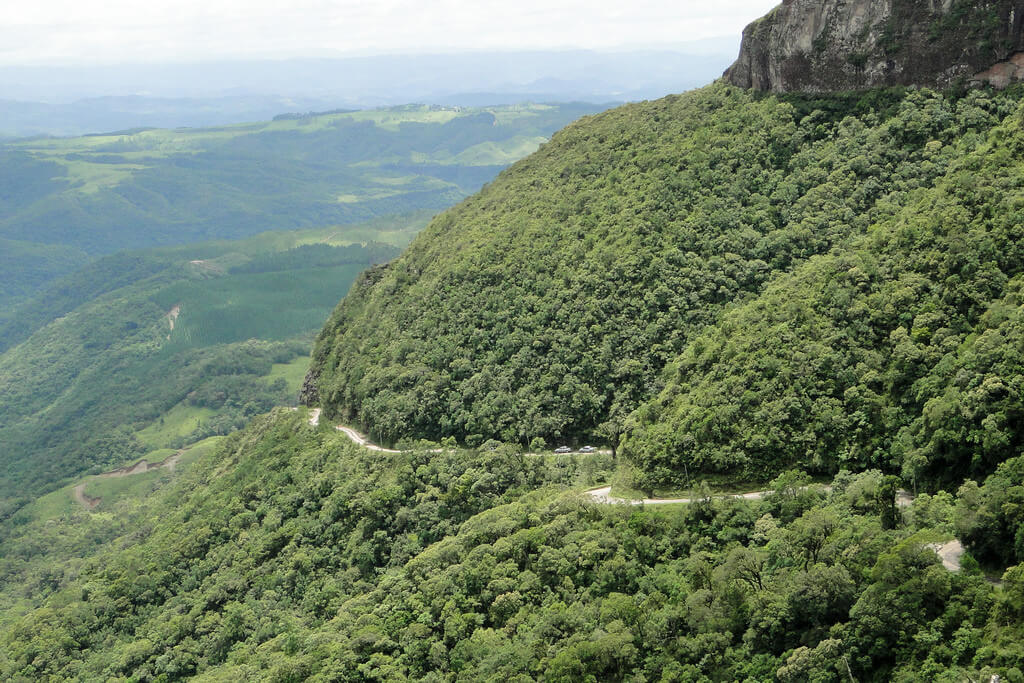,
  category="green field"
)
[78,437,225,506]
[136,405,219,449]
[265,357,310,395]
